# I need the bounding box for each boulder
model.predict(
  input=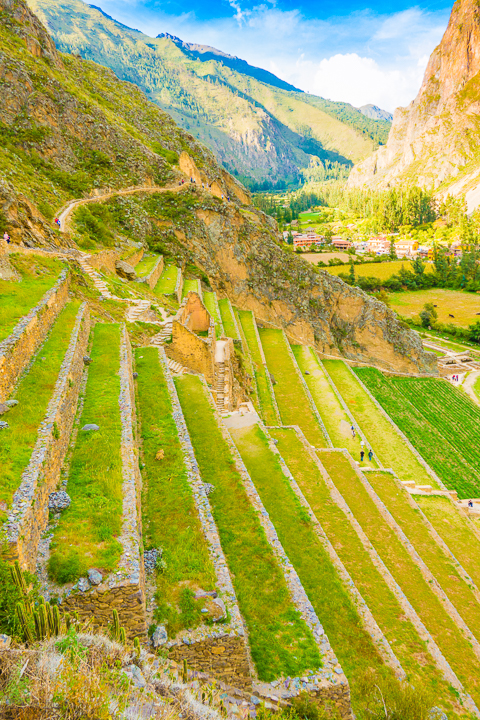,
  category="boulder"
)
[88,568,102,585]
[82,424,99,432]
[48,490,71,512]
[151,625,168,648]
[0,404,10,416]
[0,421,9,431]
[77,578,89,592]
[115,259,137,281]
[83,356,92,365]
[4,400,18,408]
[0,635,11,650]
